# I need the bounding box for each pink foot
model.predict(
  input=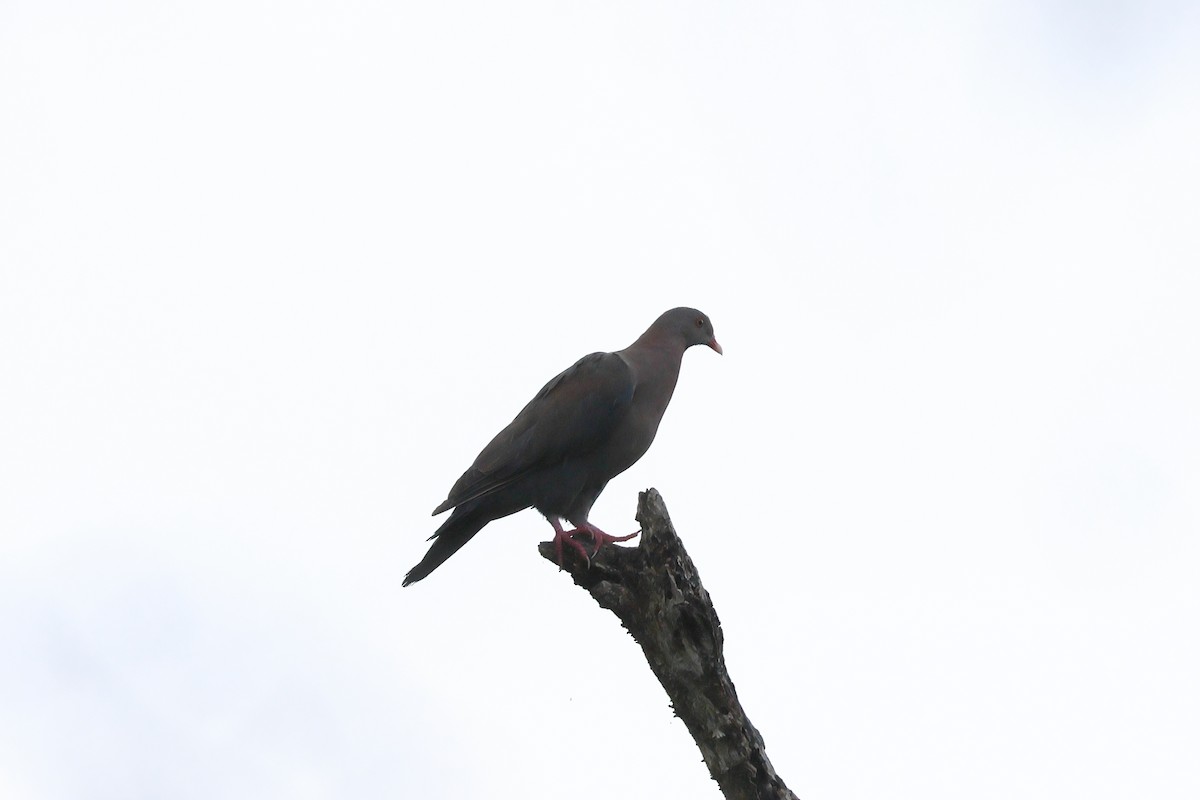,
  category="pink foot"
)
[569,521,640,557]
[549,520,641,568]
[550,518,593,568]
